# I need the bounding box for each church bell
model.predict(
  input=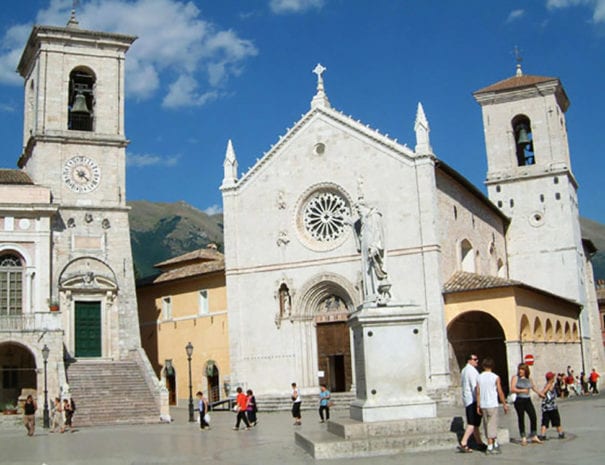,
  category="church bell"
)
[71,92,90,114]
[515,124,531,148]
